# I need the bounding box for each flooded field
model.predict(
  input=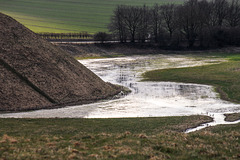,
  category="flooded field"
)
[1,54,240,131]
